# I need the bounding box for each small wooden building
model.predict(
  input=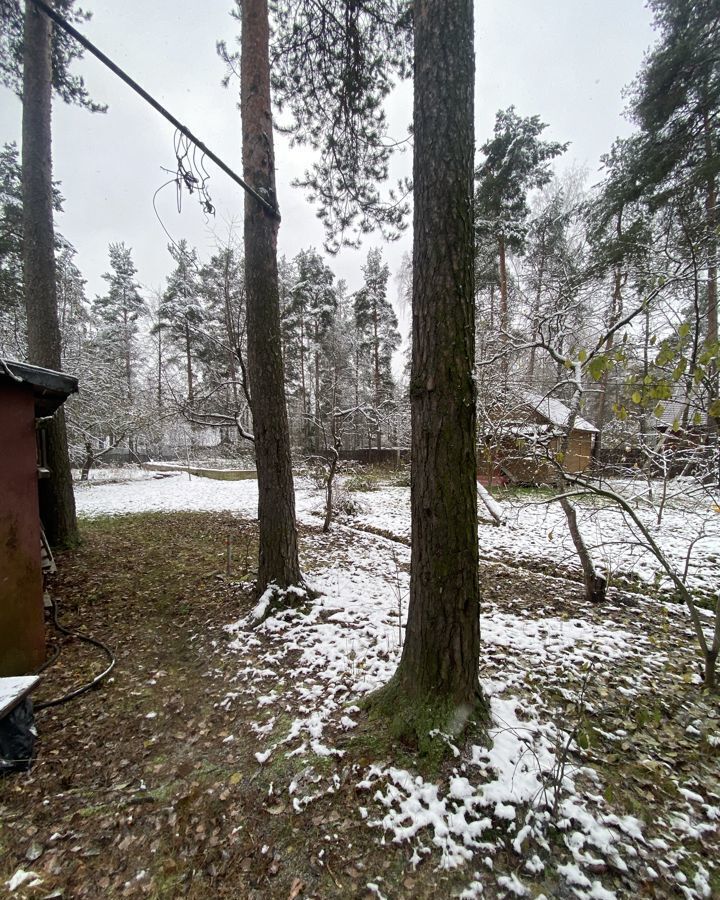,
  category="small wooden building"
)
[479,390,597,485]
[0,361,78,677]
